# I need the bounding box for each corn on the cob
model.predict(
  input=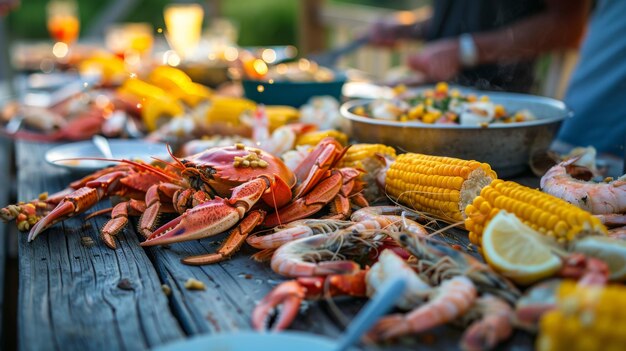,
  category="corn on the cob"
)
[340,144,397,201]
[118,78,168,101]
[537,281,626,351]
[149,66,213,107]
[205,96,256,126]
[465,179,606,246]
[295,130,348,147]
[385,153,497,223]
[149,65,193,90]
[341,144,396,170]
[264,106,300,131]
[79,54,126,85]
[141,98,185,132]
